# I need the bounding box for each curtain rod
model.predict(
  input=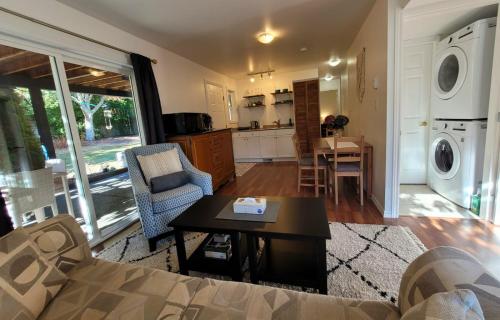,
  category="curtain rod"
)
[0,6,158,64]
